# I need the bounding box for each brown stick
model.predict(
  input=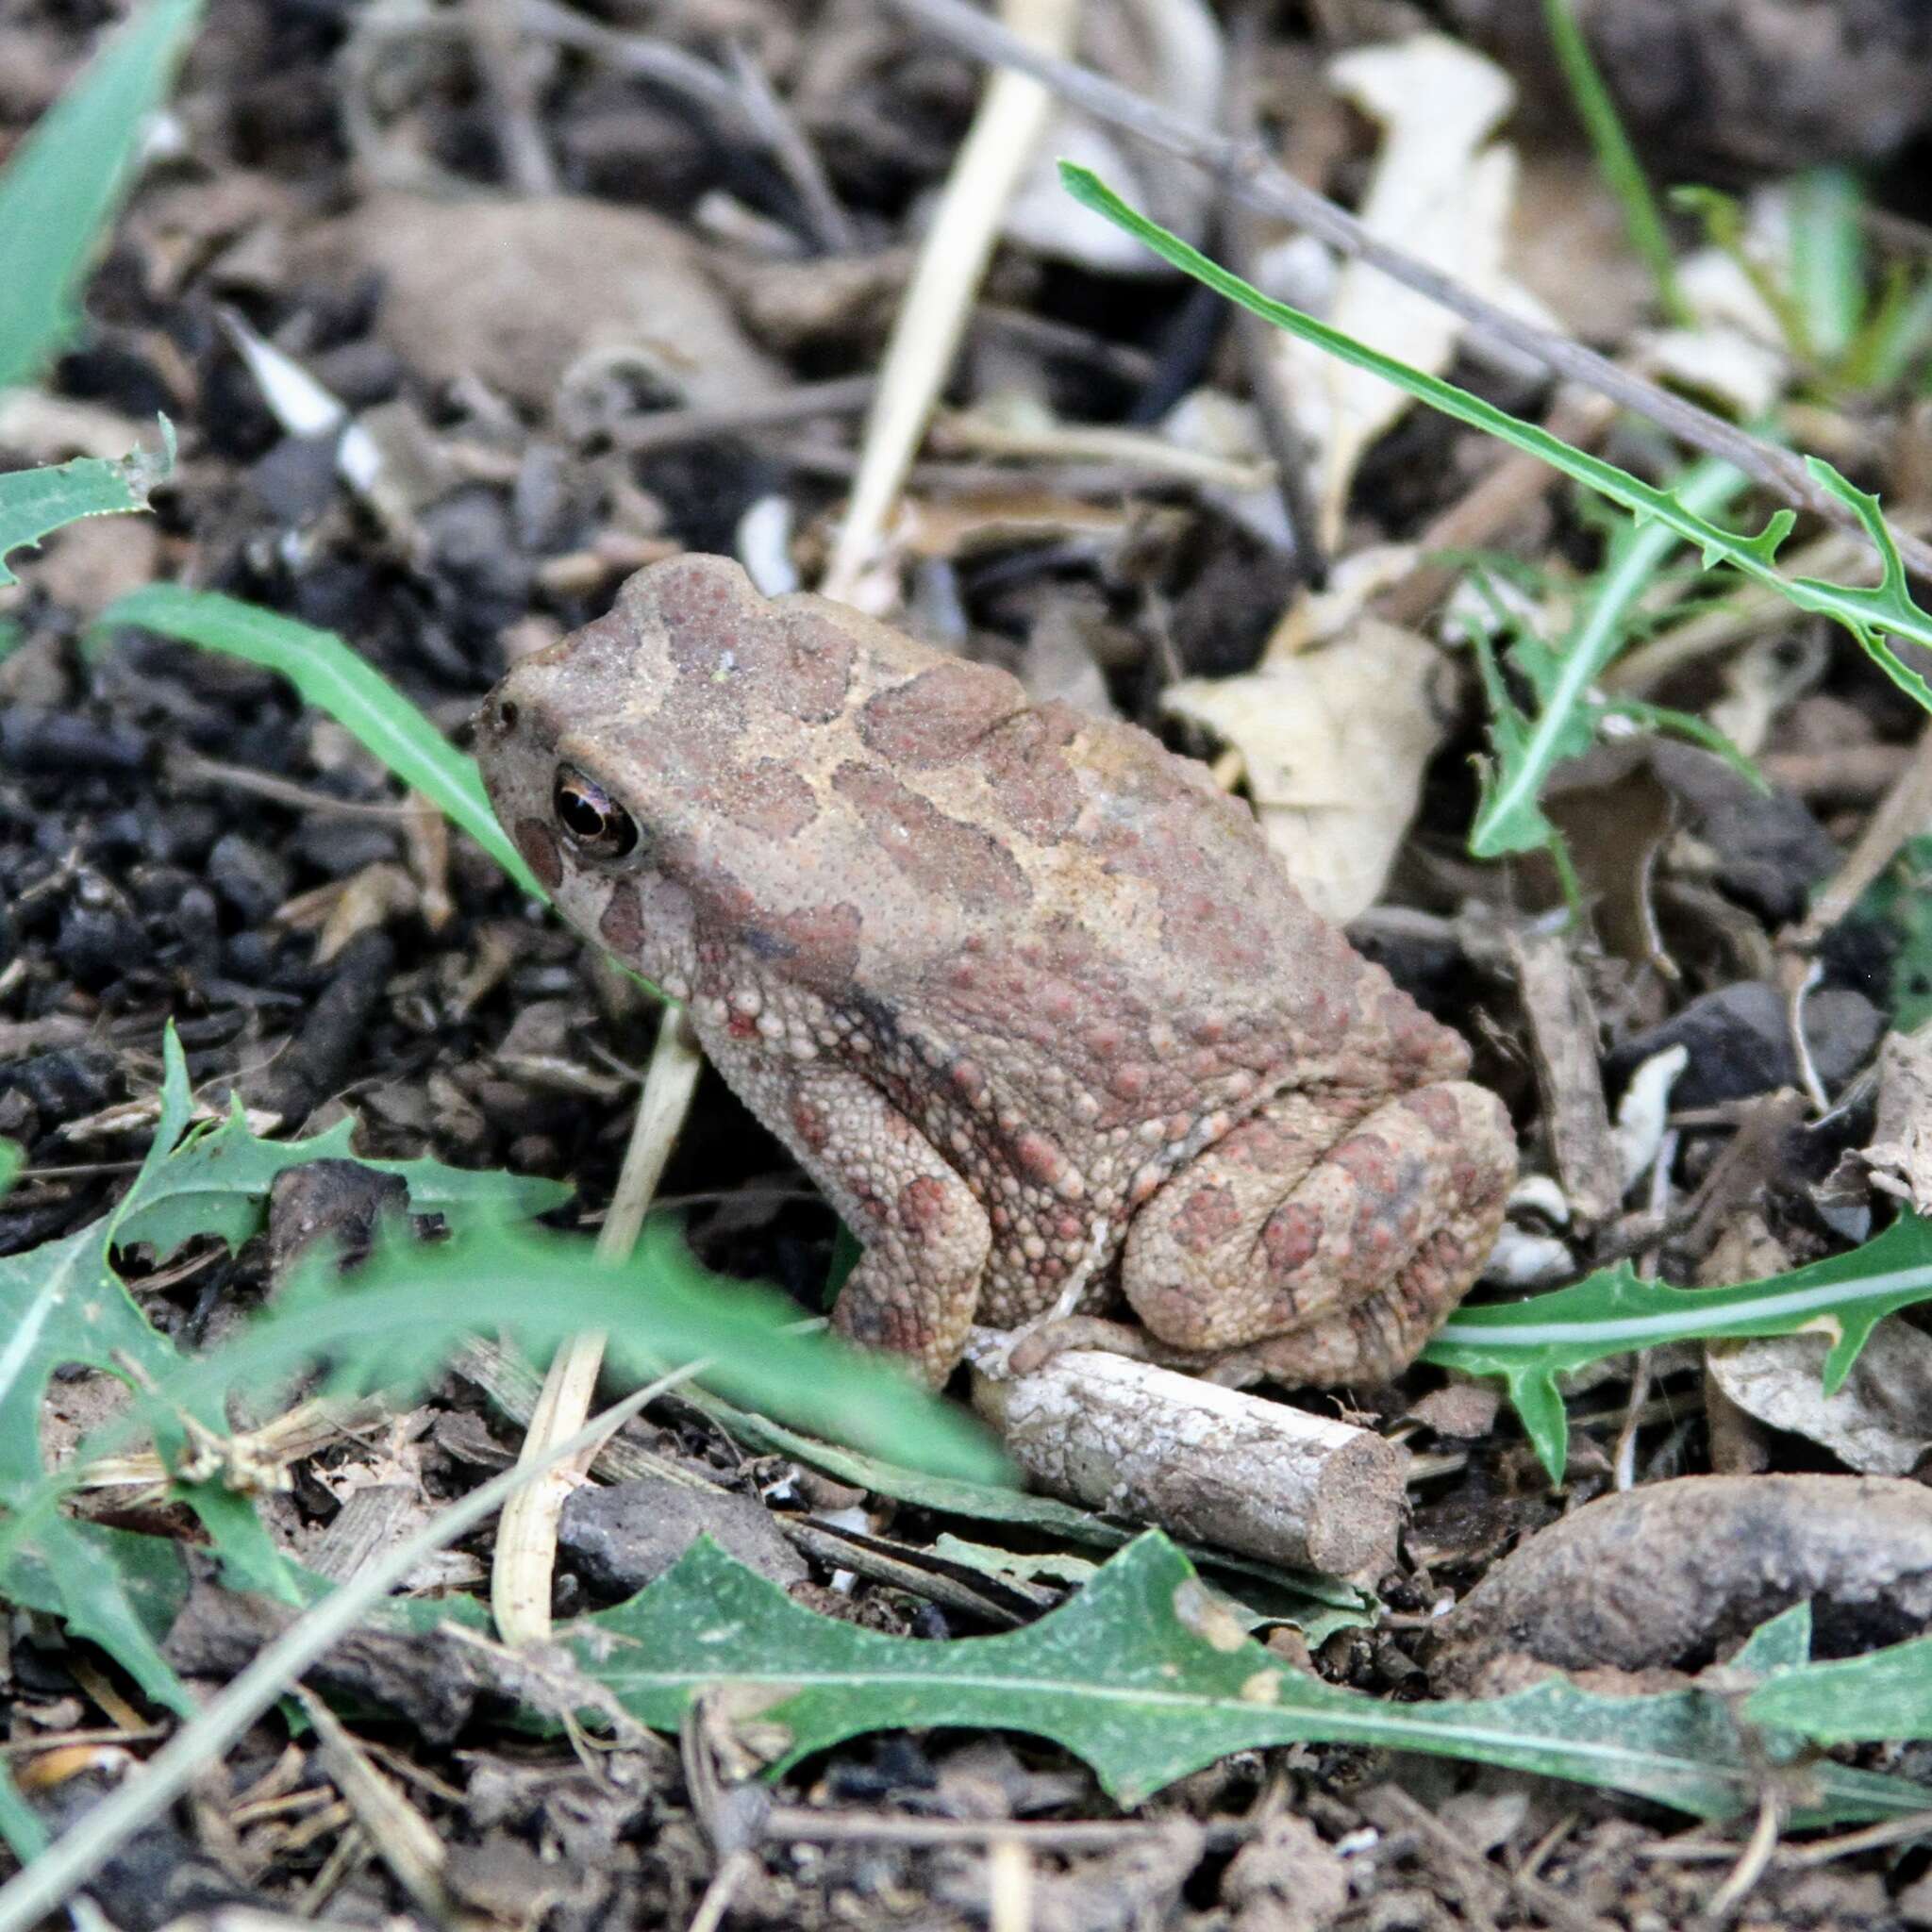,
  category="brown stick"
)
[884,0,1932,584]
[971,1342,1407,1578]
